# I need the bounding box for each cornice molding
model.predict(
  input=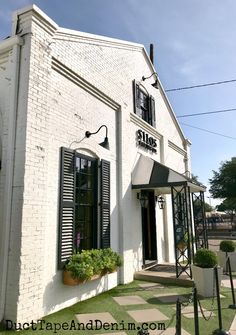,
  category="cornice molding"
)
[168,140,187,156]
[51,57,120,111]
